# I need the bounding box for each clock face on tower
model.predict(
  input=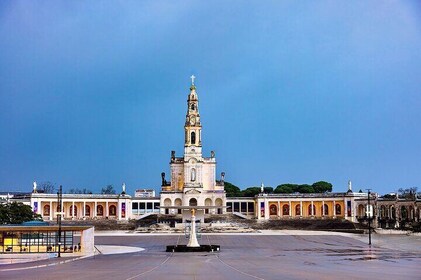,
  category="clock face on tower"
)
[189,116,196,125]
